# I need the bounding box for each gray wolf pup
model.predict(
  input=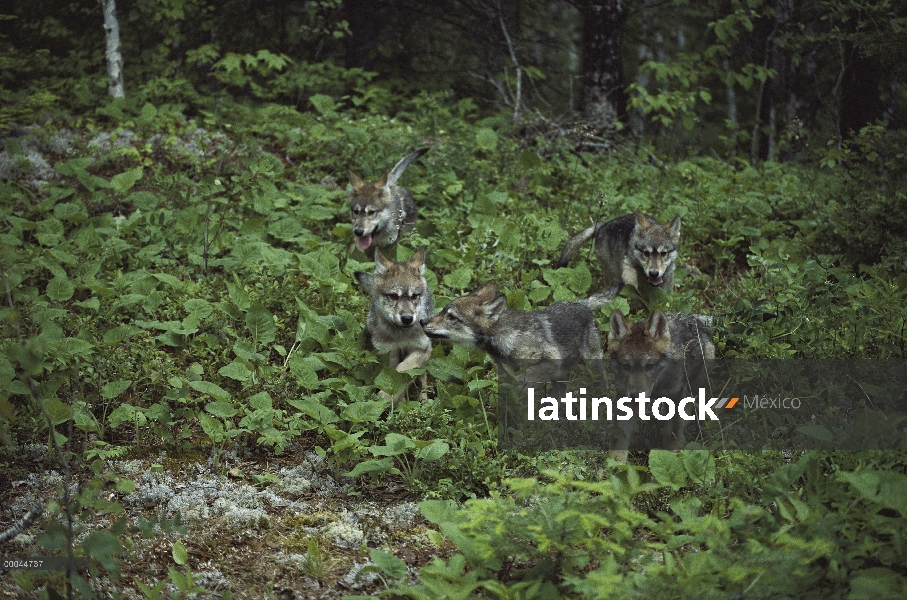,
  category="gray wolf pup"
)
[420,281,621,394]
[349,148,429,252]
[608,310,716,459]
[355,248,434,402]
[556,210,681,294]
